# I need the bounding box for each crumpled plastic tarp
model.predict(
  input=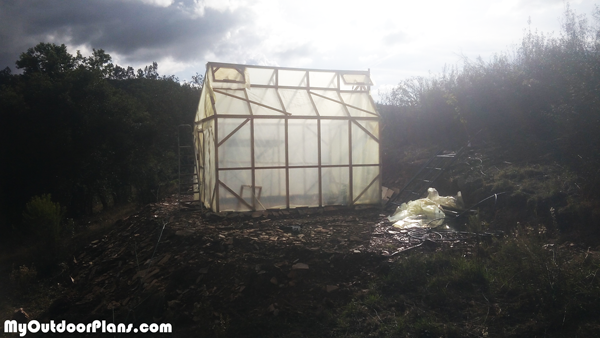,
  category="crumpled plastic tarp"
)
[388,188,463,229]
